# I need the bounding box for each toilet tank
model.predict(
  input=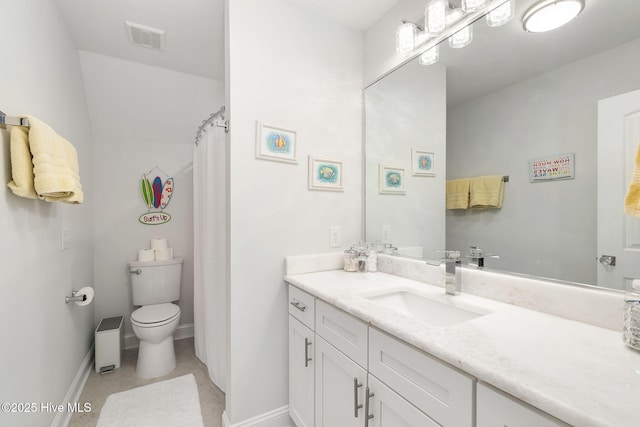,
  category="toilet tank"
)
[128,258,183,306]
